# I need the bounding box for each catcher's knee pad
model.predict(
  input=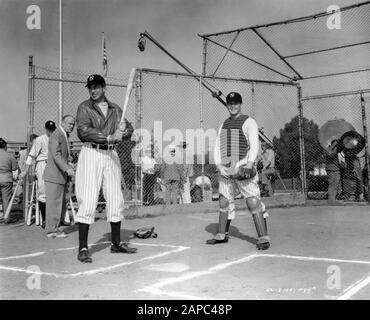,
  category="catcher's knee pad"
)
[246,196,262,214]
